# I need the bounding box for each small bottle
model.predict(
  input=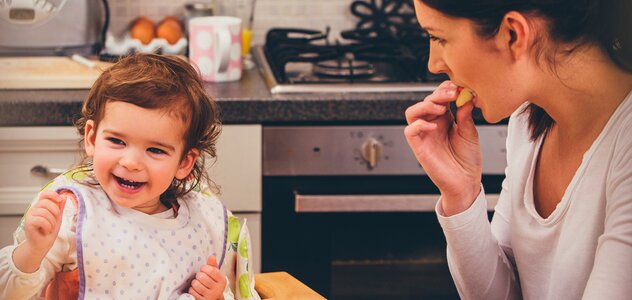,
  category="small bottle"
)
[184,1,215,32]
